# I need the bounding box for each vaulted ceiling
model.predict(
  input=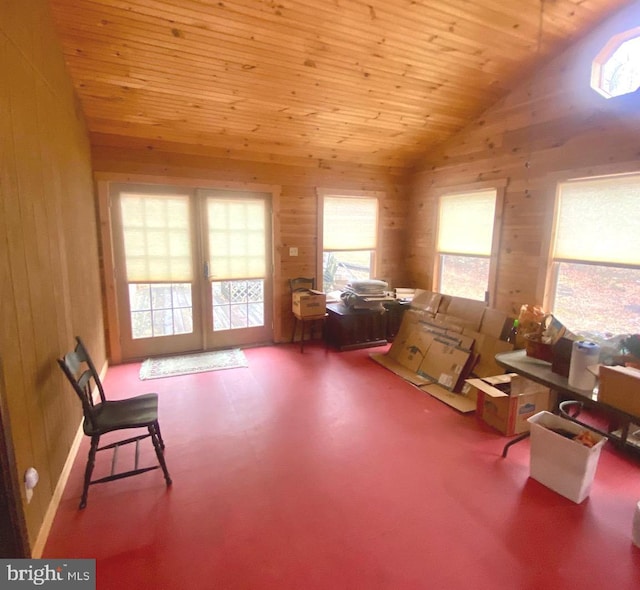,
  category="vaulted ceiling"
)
[48,0,632,169]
